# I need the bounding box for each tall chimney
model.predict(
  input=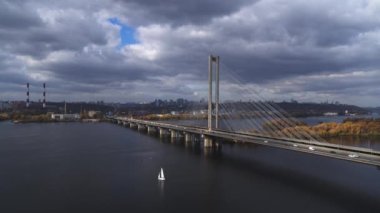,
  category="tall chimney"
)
[26,82,30,108]
[42,83,46,108]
